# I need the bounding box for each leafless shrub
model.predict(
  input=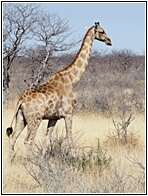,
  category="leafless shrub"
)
[21,134,111,193]
[103,129,142,152]
[100,162,145,193]
[19,139,145,193]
